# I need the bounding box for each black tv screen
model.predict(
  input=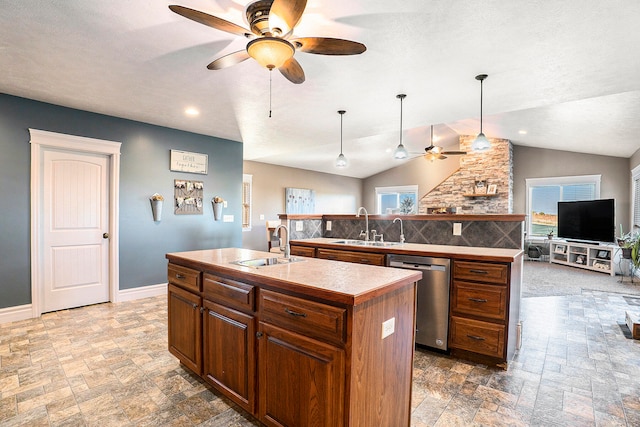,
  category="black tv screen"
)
[557,199,615,243]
